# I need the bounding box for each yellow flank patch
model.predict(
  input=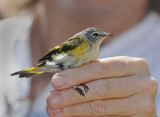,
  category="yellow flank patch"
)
[54,46,61,49]
[69,41,90,58]
[28,71,44,74]
[25,66,41,71]
[24,66,43,74]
